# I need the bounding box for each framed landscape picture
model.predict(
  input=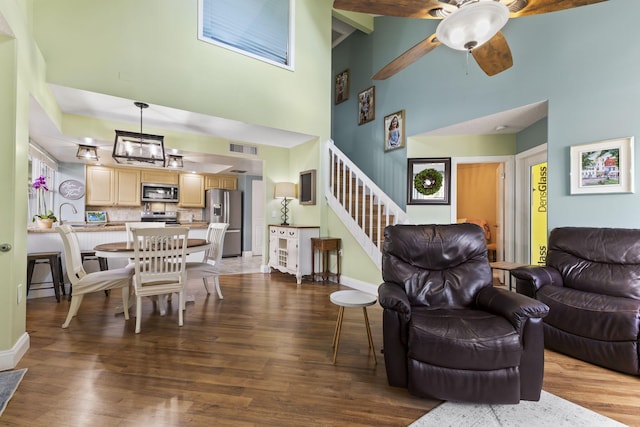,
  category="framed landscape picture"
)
[357,86,375,125]
[407,157,451,205]
[334,69,349,105]
[570,136,634,194]
[384,110,405,151]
